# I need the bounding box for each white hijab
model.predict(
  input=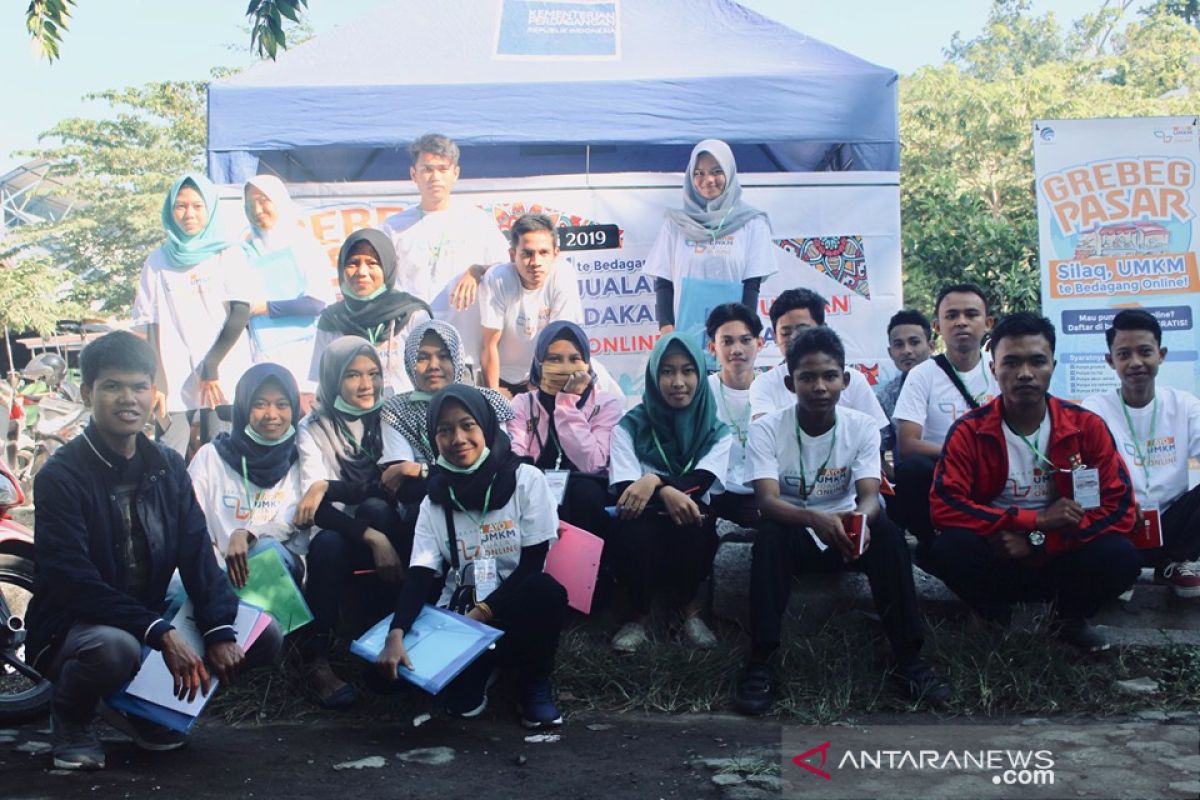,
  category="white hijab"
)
[243,175,324,258]
[664,139,769,242]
